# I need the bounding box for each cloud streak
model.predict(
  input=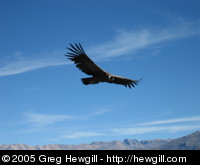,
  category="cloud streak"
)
[23,109,111,127]
[1,20,199,77]
[138,116,200,126]
[112,124,200,136]
[56,115,200,139]
[24,112,75,126]
[60,132,102,139]
[0,50,67,77]
[90,20,200,59]
[112,115,200,136]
